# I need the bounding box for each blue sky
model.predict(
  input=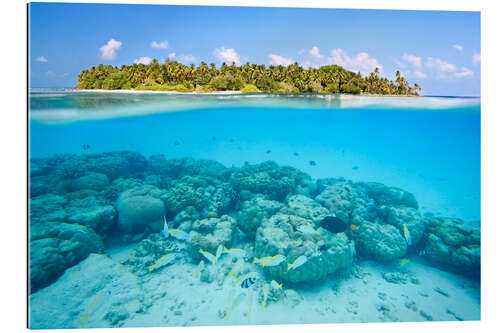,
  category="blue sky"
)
[29,3,480,96]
